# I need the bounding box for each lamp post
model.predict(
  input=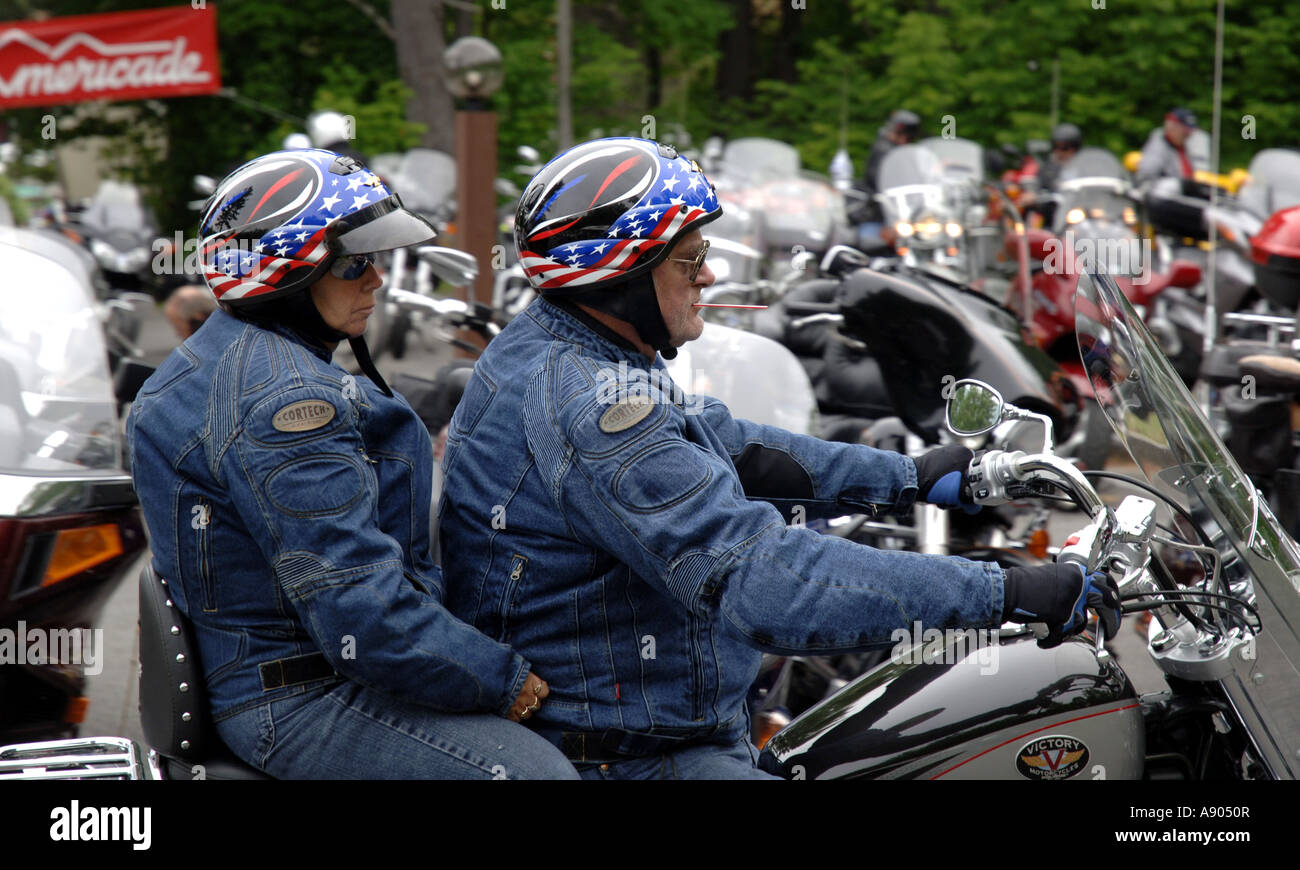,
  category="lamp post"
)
[444,36,503,311]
